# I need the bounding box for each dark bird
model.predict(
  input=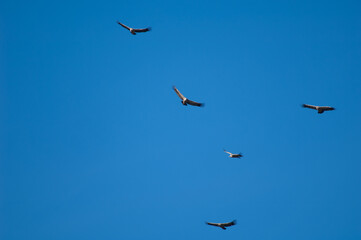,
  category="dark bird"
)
[223,149,243,159]
[206,220,237,230]
[172,86,204,107]
[302,104,335,114]
[116,21,151,35]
